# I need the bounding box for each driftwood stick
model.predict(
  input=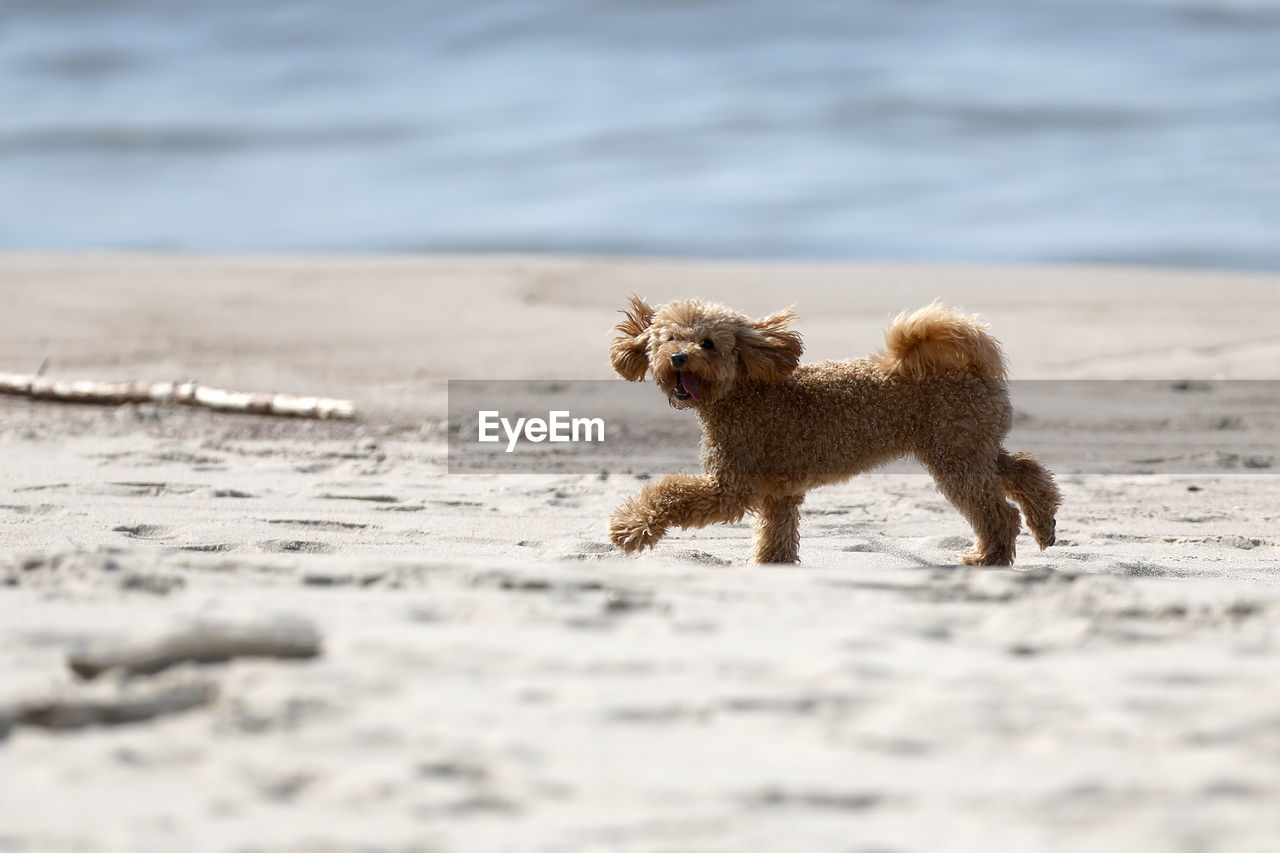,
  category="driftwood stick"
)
[0,373,355,420]
[4,681,218,731]
[68,620,323,680]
